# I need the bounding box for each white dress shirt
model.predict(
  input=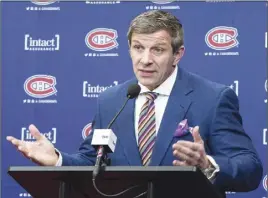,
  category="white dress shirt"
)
[56,66,220,181]
[134,65,178,143]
